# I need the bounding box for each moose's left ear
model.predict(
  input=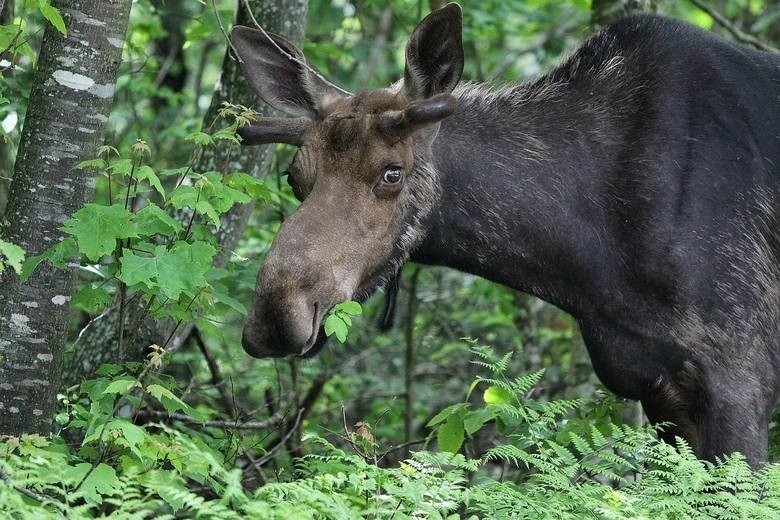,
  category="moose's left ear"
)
[230,26,345,119]
[403,3,464,100]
